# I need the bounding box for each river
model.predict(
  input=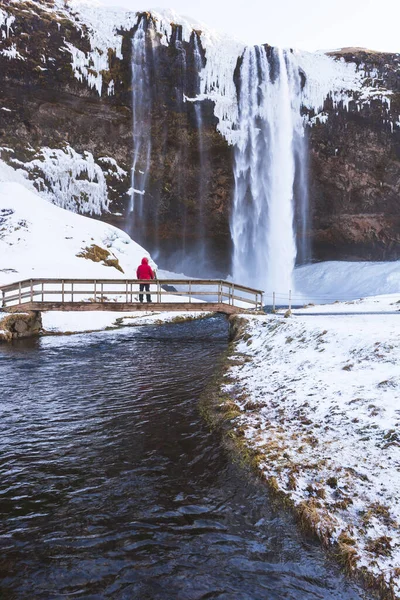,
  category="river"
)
[0,317,370,599]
